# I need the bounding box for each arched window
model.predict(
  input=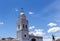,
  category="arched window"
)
[31,38,36,41]
[26,25,27,29]
[18,25,20,29]
[23,24,24,28]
